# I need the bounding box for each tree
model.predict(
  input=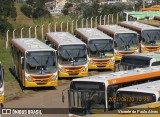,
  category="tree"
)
[0,0,17,34]
[21,0,51,19]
